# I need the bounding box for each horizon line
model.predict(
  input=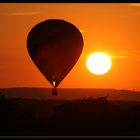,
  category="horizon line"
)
[0,87,139,92]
